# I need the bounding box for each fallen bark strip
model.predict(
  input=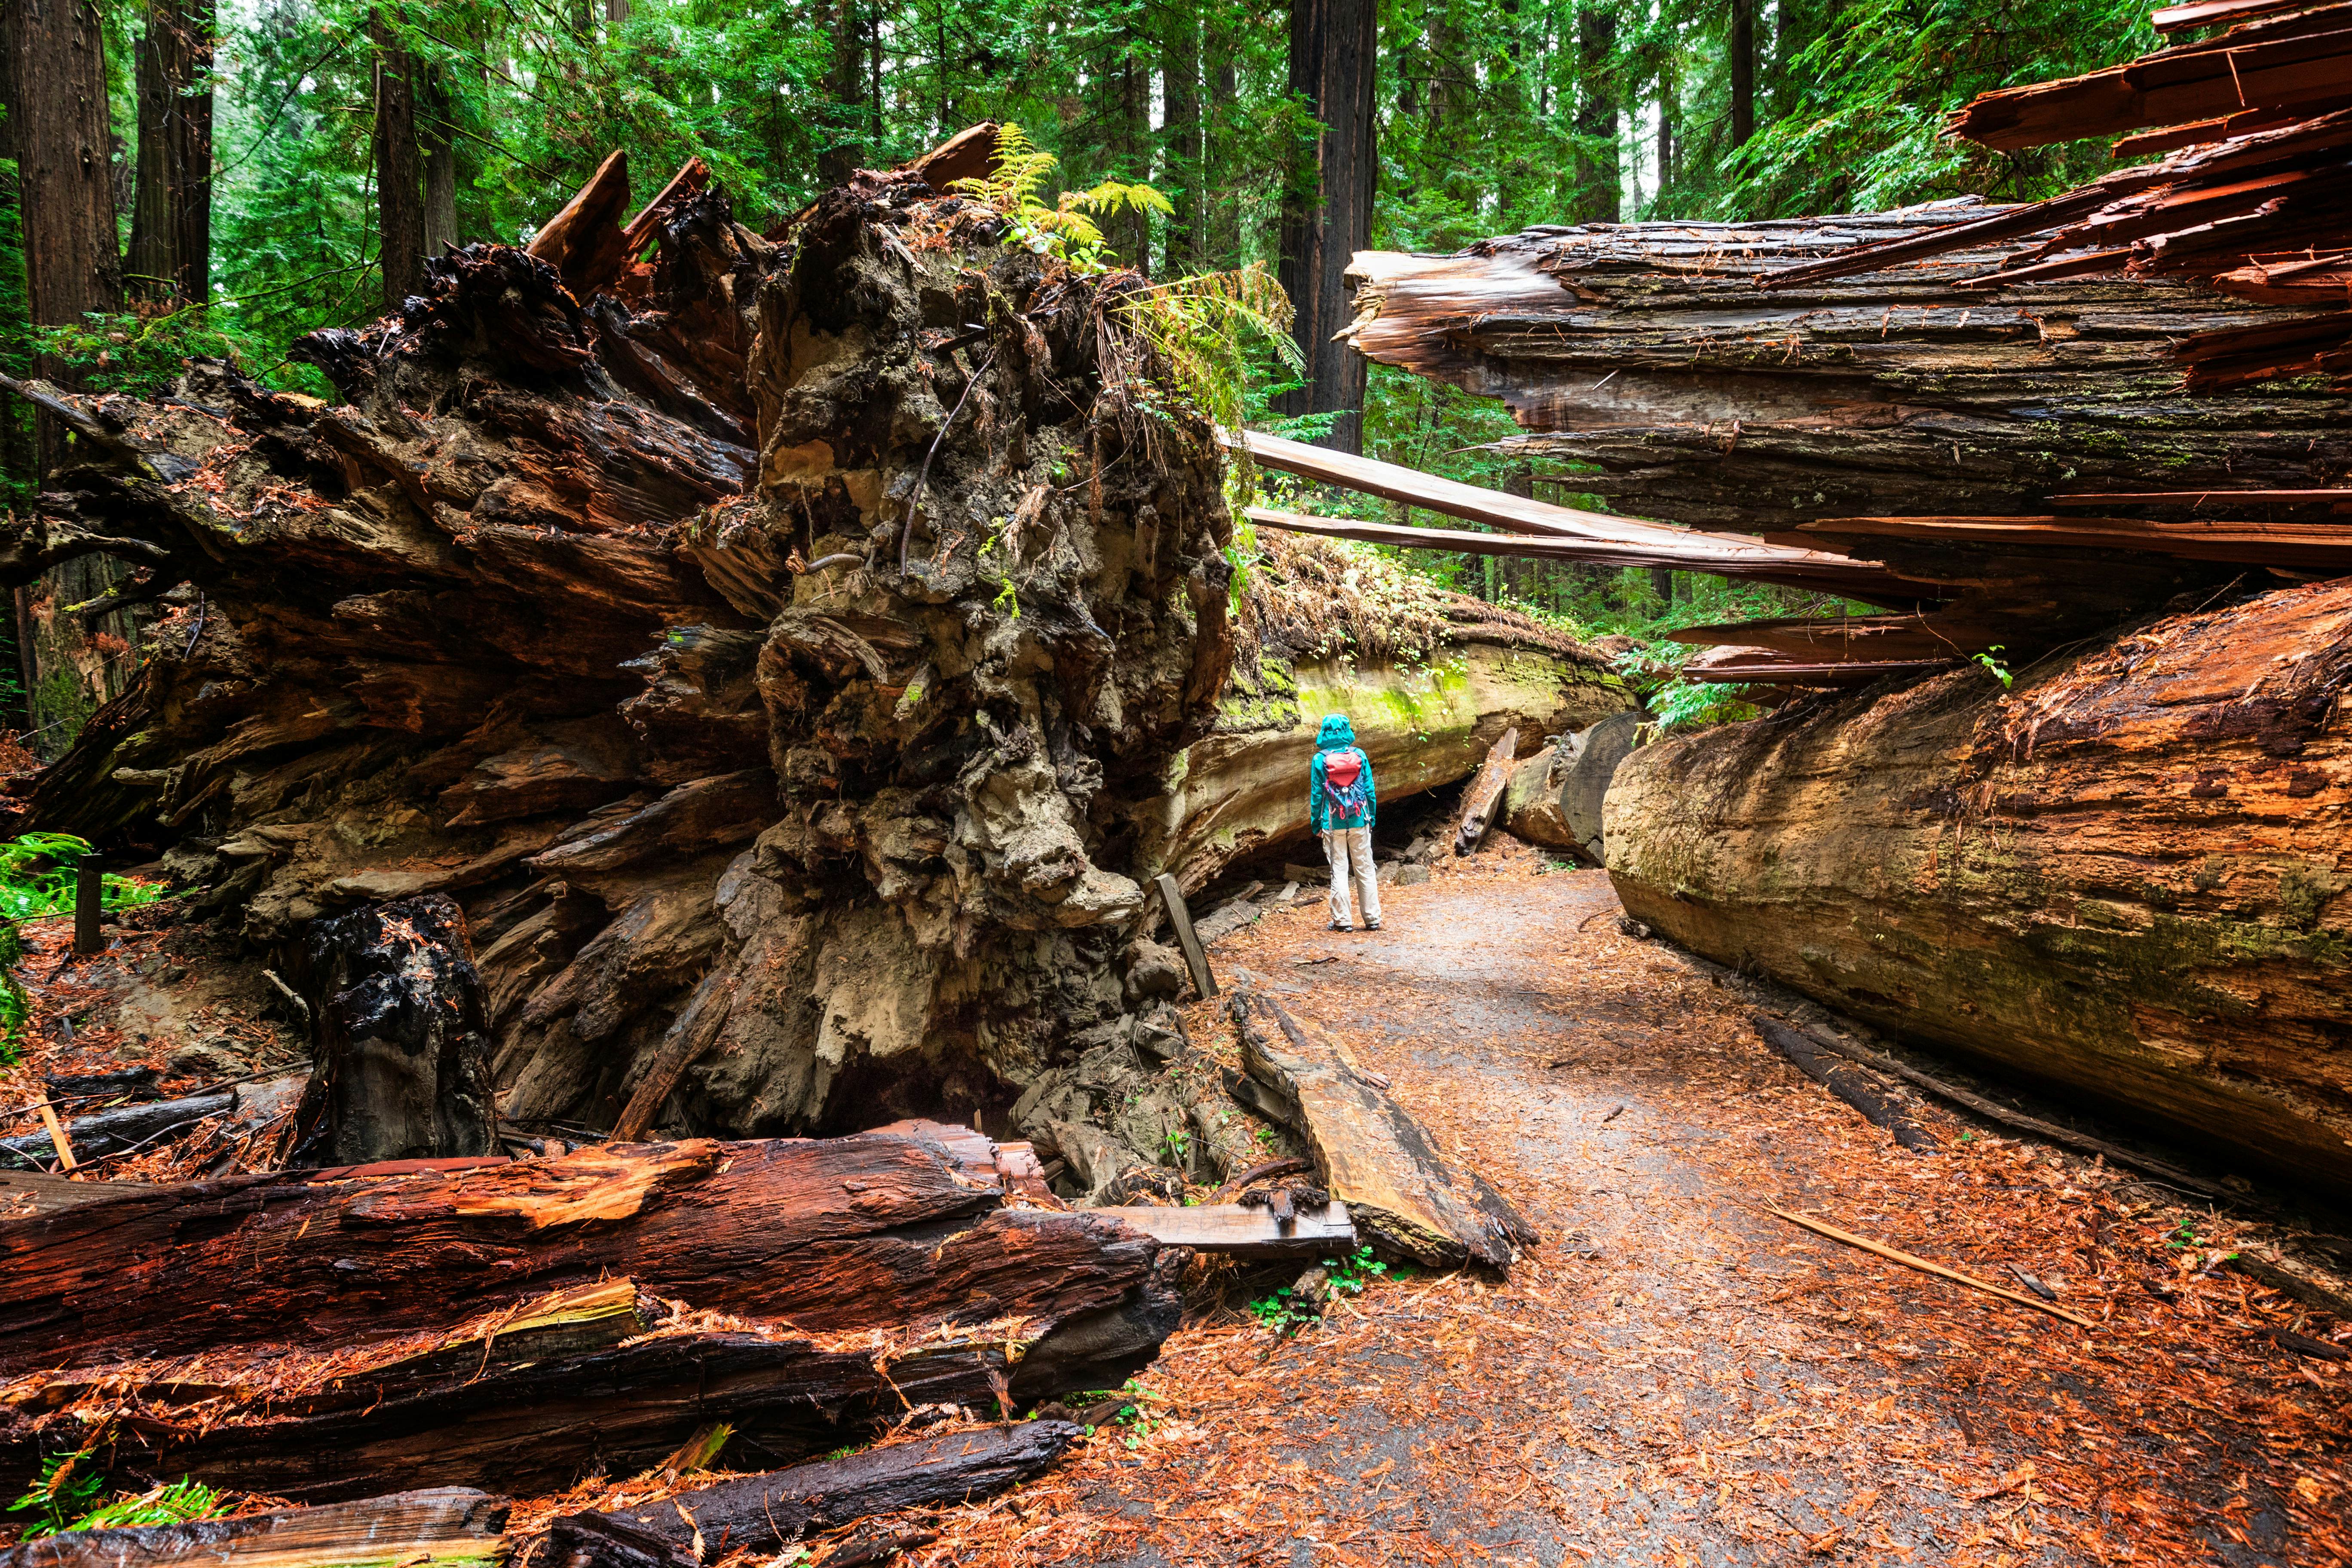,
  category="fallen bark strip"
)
[1753,1018,1937,1153]
[0,1487,510,1568]
[1452,727,1519,856]
[542,1423,1082,1568]
[0,1169,148,1218]
[1230,989,1534,1269]
[1782,1019,2236,1204]
[1765,1206,2095,1327]
[0,1132,1155,1377]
